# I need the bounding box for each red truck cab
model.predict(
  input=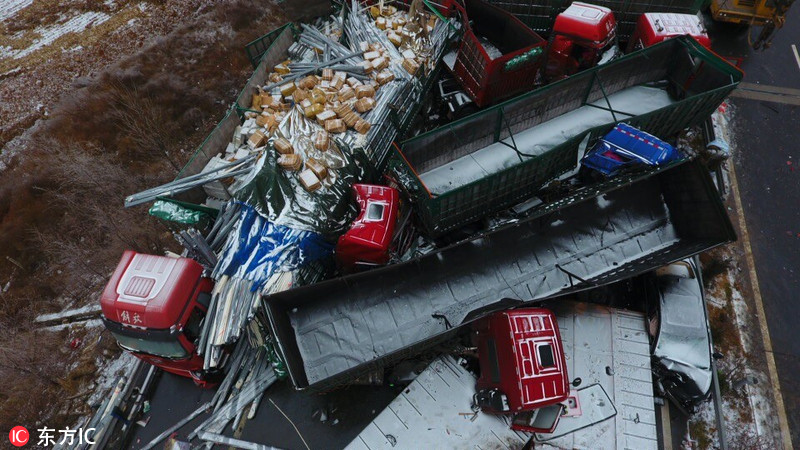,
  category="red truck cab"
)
[546,2,618,81]
[473,308,570,433]
[100,251,217,386]
[627,13,711,52]
[336,184,400,271]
